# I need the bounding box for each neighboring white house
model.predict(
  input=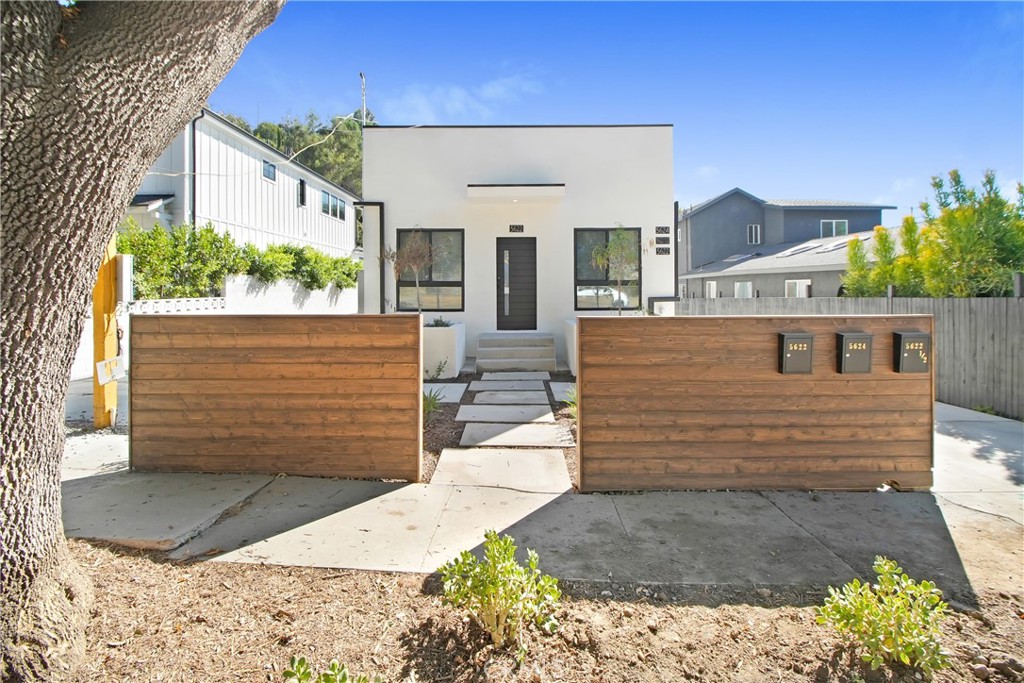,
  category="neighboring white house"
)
[126,108,361,258]
[360,125,676,363]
